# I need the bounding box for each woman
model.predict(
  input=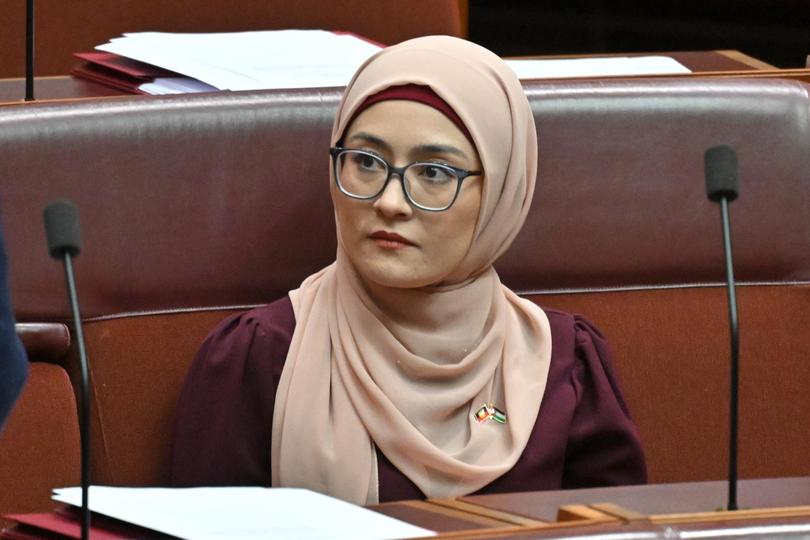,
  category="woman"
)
[171,36,646,504]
